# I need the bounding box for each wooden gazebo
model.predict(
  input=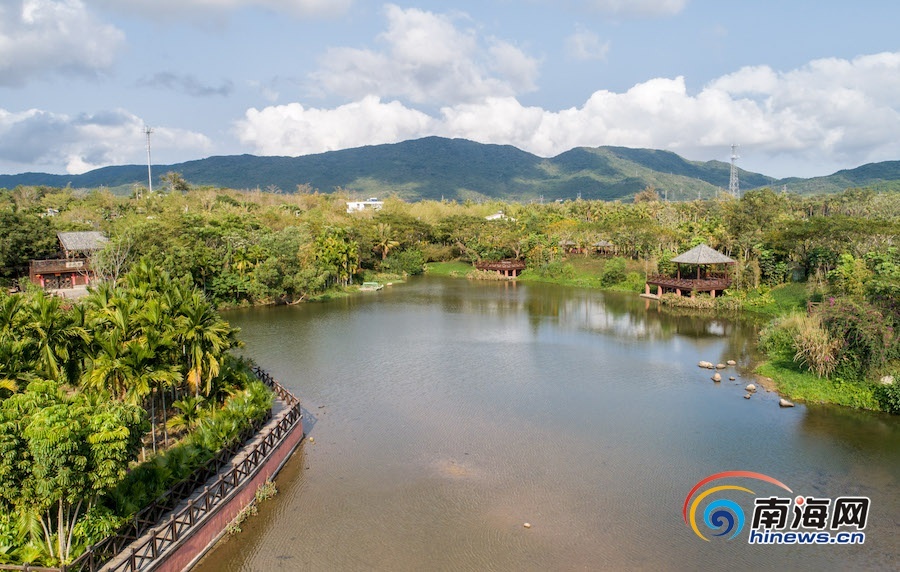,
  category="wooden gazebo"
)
[644,244,734,298]
[475,259,526,278]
